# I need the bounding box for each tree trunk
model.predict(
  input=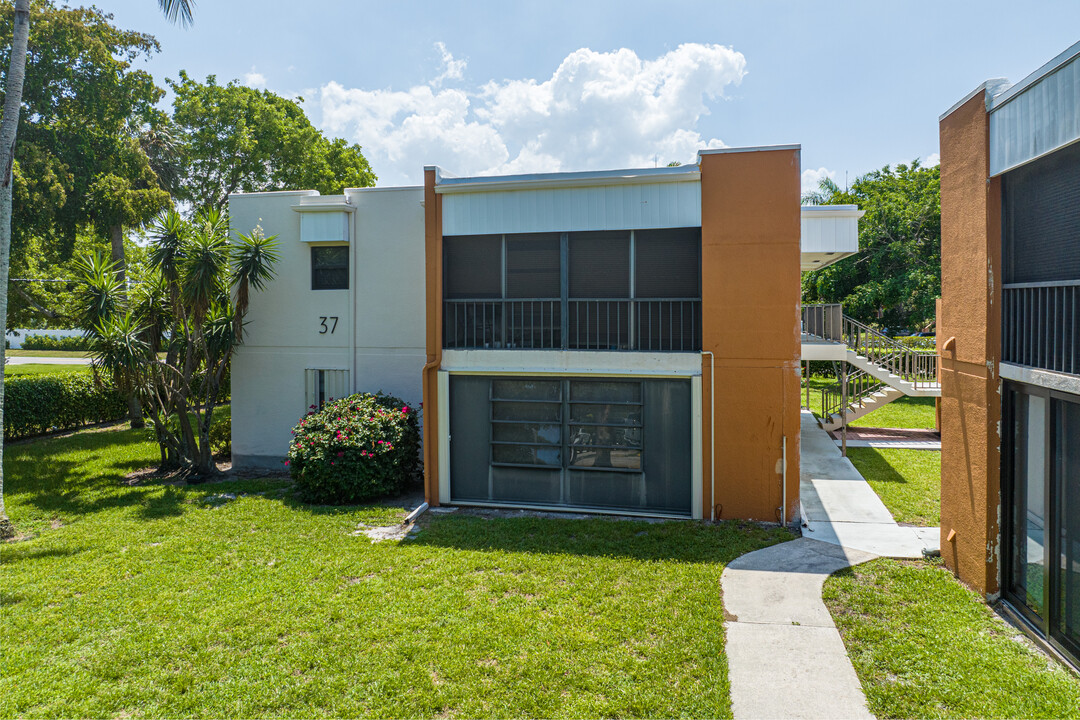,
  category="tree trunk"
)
[110,222,144,428]
[0,0,32,541]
